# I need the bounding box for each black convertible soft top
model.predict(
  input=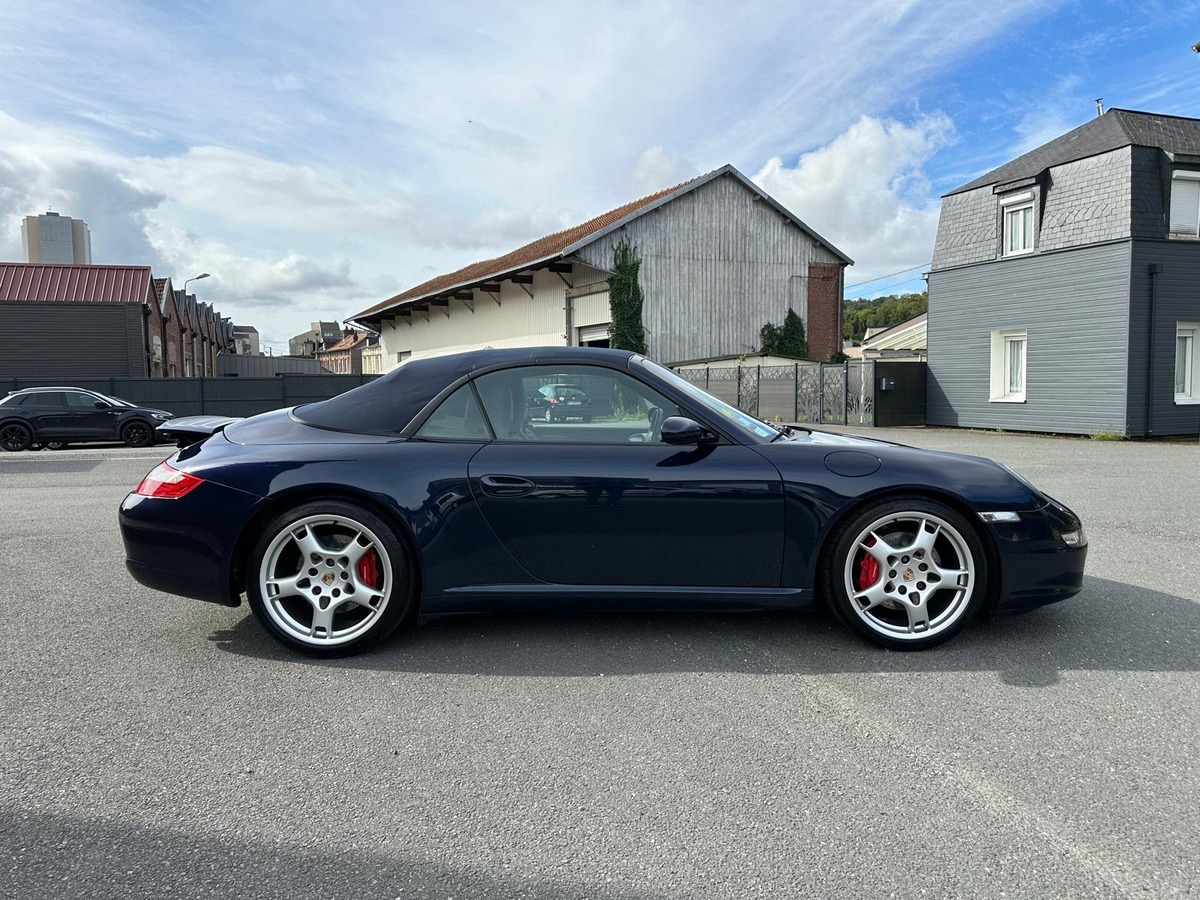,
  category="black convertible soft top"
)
[294,346,636,435]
